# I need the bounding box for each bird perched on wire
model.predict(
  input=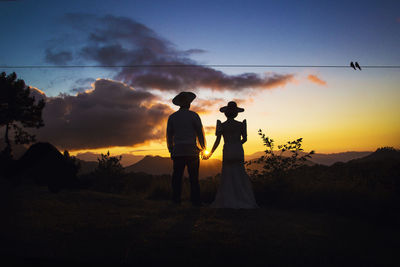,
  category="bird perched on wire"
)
[355,62,361,70]
[350,61,356,70]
